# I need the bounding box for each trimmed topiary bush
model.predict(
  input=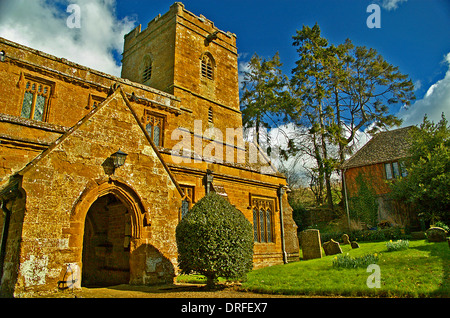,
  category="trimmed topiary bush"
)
[176,192,254,288]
